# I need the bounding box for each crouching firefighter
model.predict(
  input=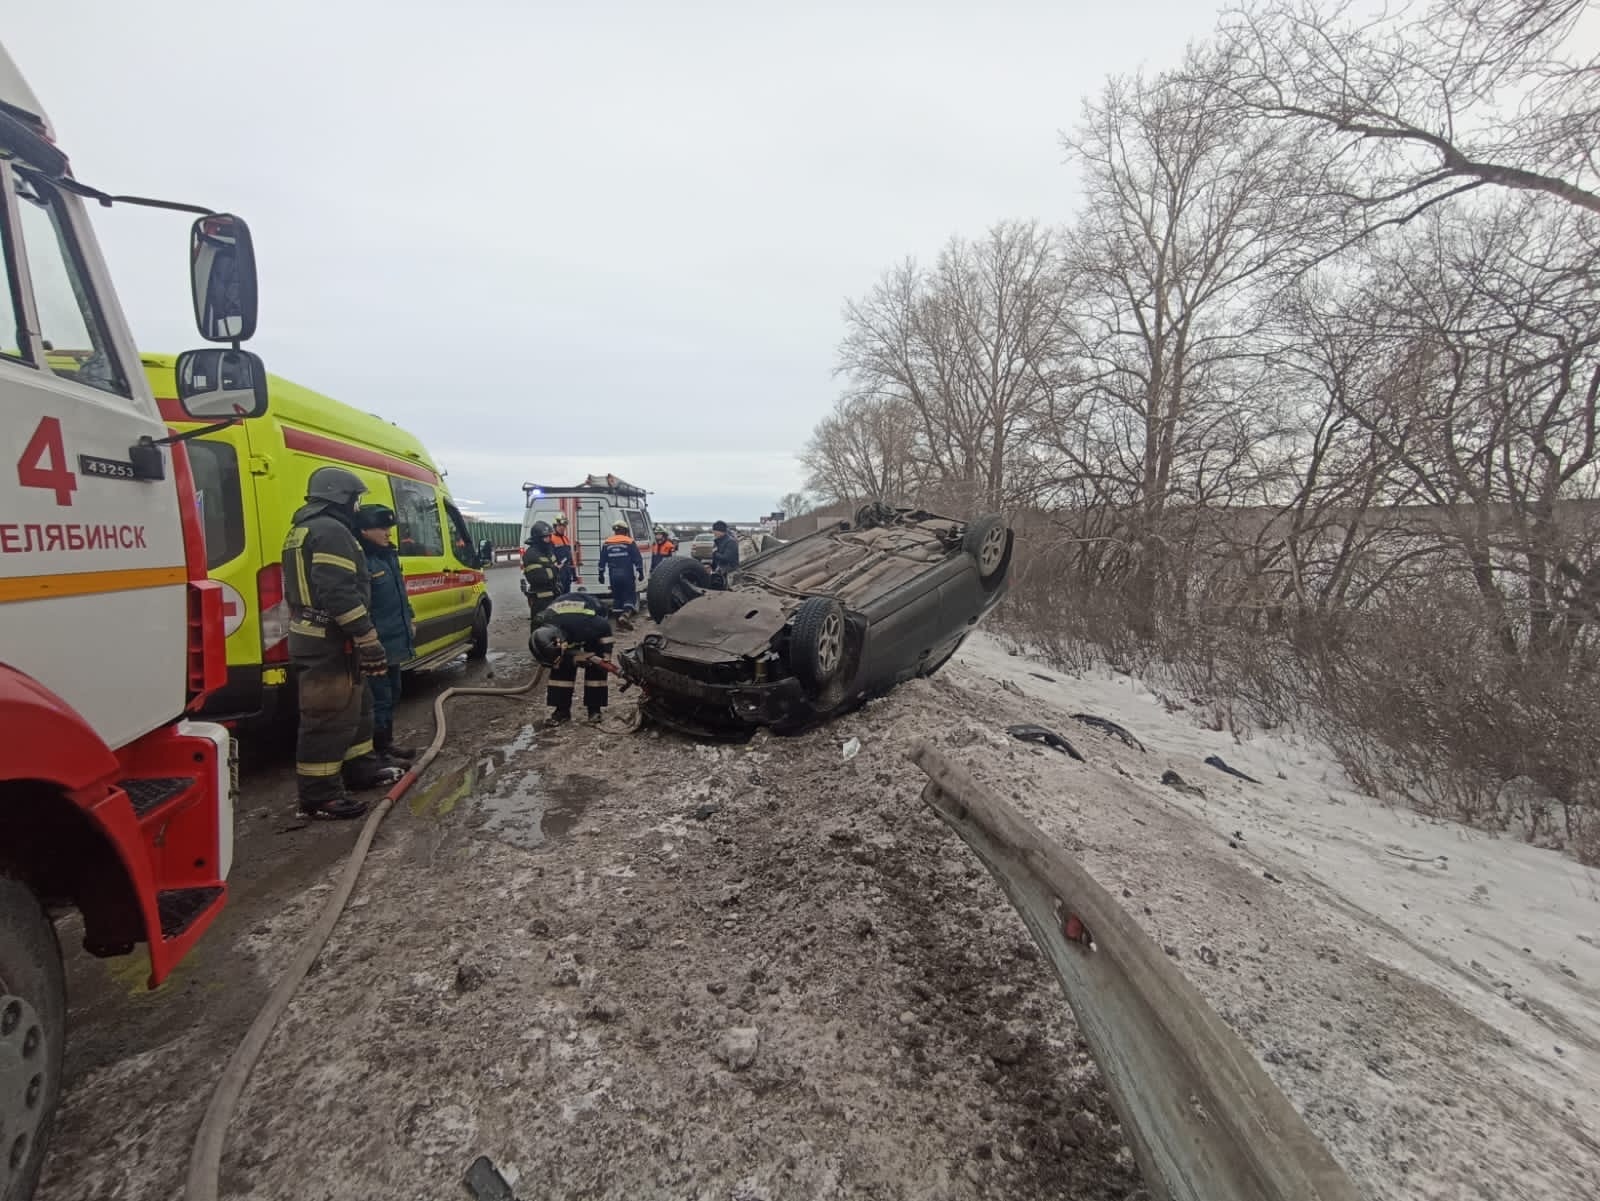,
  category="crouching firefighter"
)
[284,467,405,819]
[529,592,615,725]
[521,520,561,620]
[355,502,417,763]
